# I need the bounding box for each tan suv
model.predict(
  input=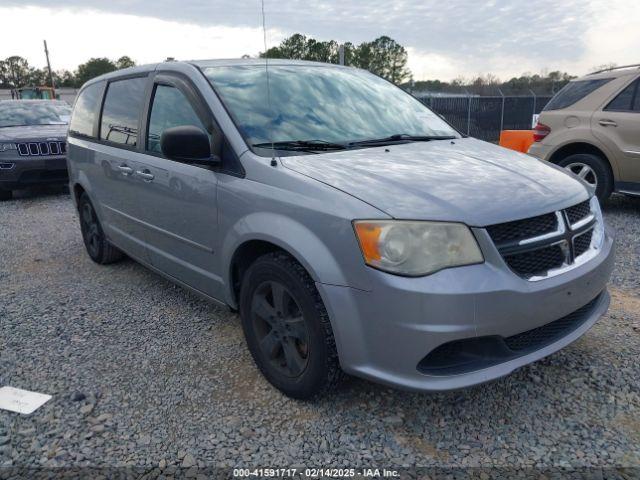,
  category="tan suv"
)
[528,64,640,202]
